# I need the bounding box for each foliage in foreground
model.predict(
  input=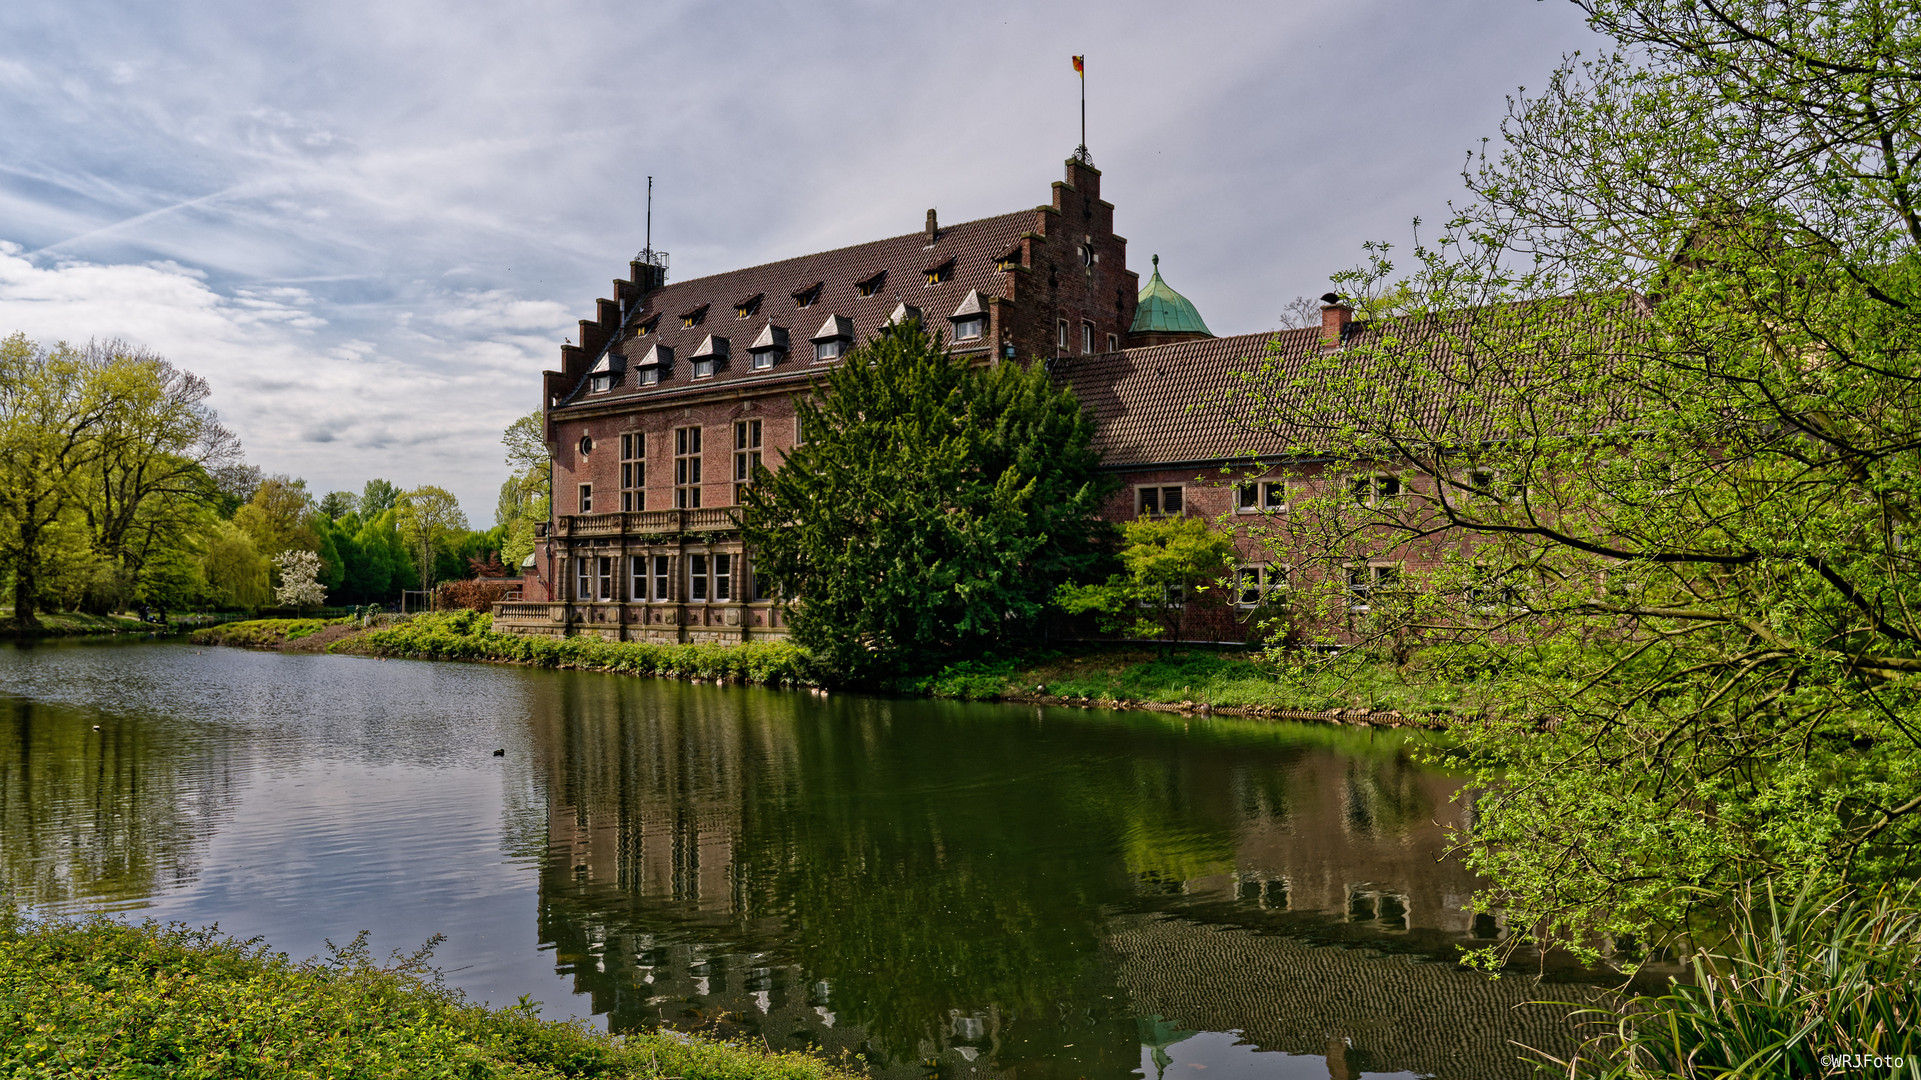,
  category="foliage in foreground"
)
[1231,0,1921,956]
[349,611,823,686]
[0,907,857,1080]
[1542,887,1921,1080]
[738,319,1112,681]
